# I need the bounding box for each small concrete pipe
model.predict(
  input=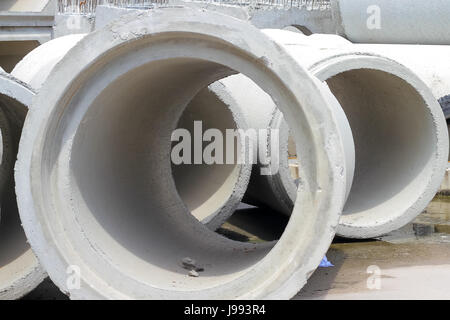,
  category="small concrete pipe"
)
[15,8,350,299]
[173,82,252,230]
[332,0,450,45]
[236,29,448,239]
[0,70,45,299]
